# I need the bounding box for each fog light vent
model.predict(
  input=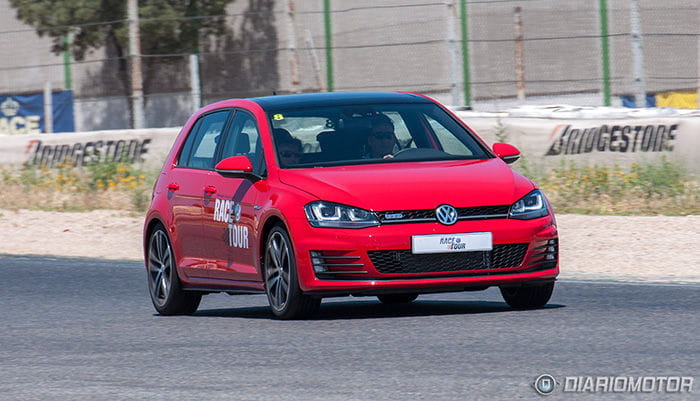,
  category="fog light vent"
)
[310,251,326,273]
[528,238,558,269]
[309,251,368,278]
